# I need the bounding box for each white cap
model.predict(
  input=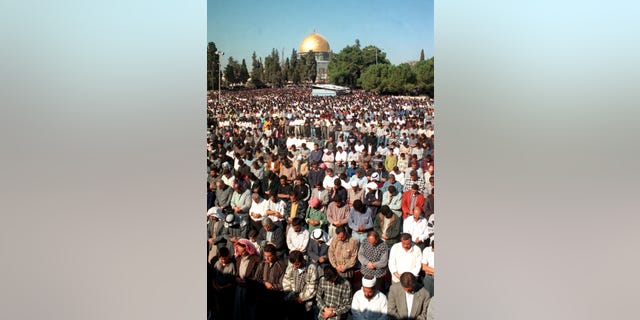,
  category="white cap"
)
[361,277,377,288]
[312,228,323,240]
[350,180,359,187]
[207,207,219,216]
[366,182,378,190]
